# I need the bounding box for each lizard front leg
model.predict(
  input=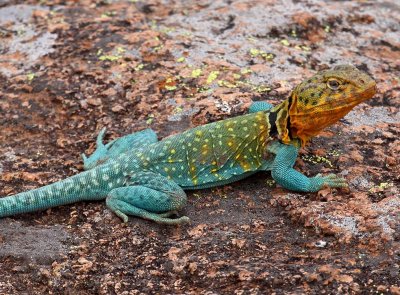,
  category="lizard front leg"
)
[268,141,347,192]
[248,101,273,113]
[106,172,189,224]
